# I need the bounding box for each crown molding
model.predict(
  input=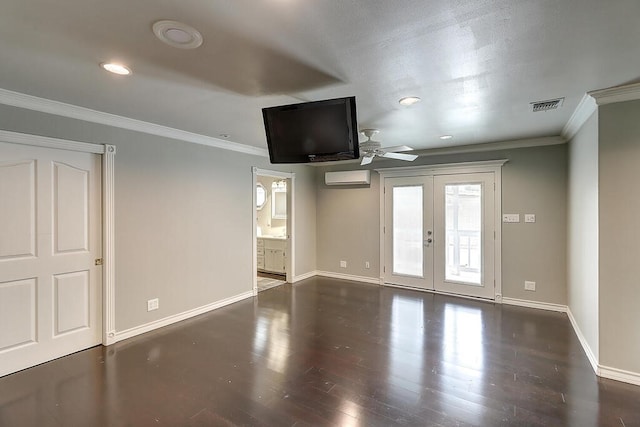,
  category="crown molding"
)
[588,82,640,106]
[561,94,597,140]
[0,88,269,158]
